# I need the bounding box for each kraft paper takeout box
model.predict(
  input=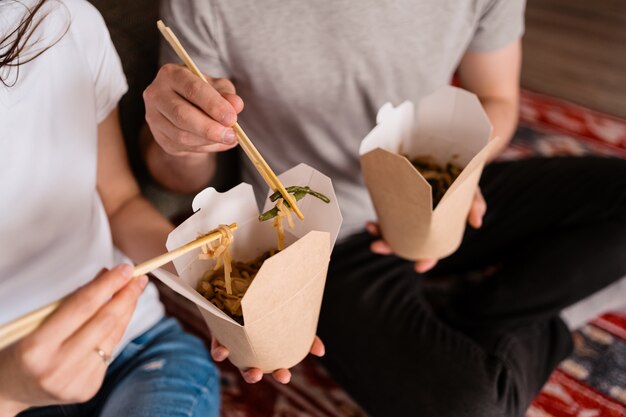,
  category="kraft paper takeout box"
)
[359,86,501,260]
[152,164,342,373]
